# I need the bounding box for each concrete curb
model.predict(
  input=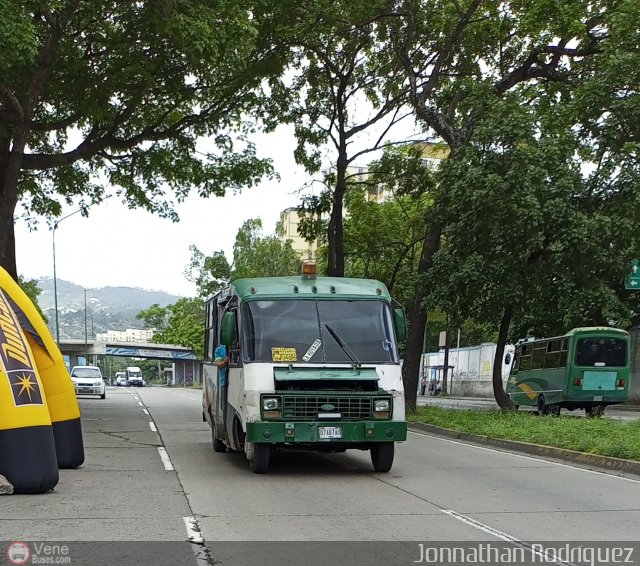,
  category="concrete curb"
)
[408,421,640,477]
